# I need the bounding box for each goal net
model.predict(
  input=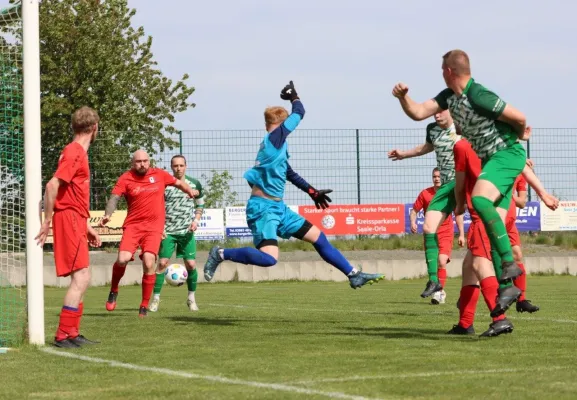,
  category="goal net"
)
[0,2,26,348]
